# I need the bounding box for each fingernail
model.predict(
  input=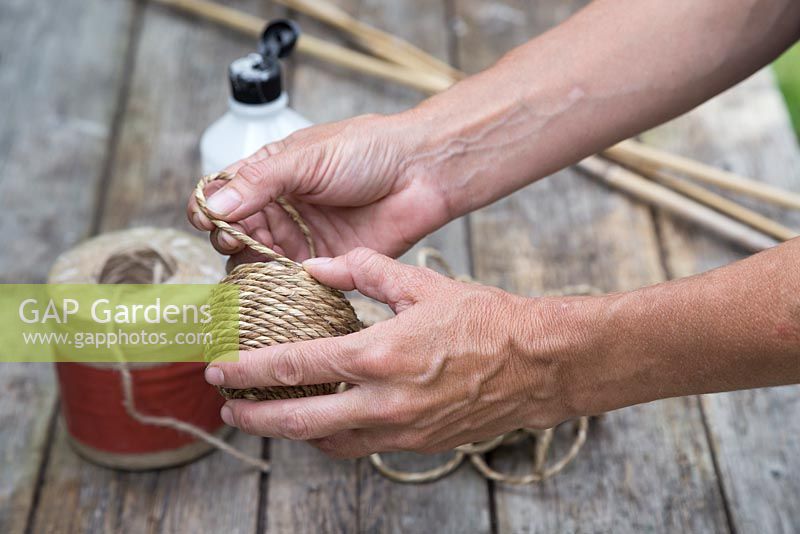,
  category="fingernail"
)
[220,405,235,427]
[191,212,206,229]
[207,187,242,216]
[218,231,239,250]
[303,257,332,267]
[205,366,224,385]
